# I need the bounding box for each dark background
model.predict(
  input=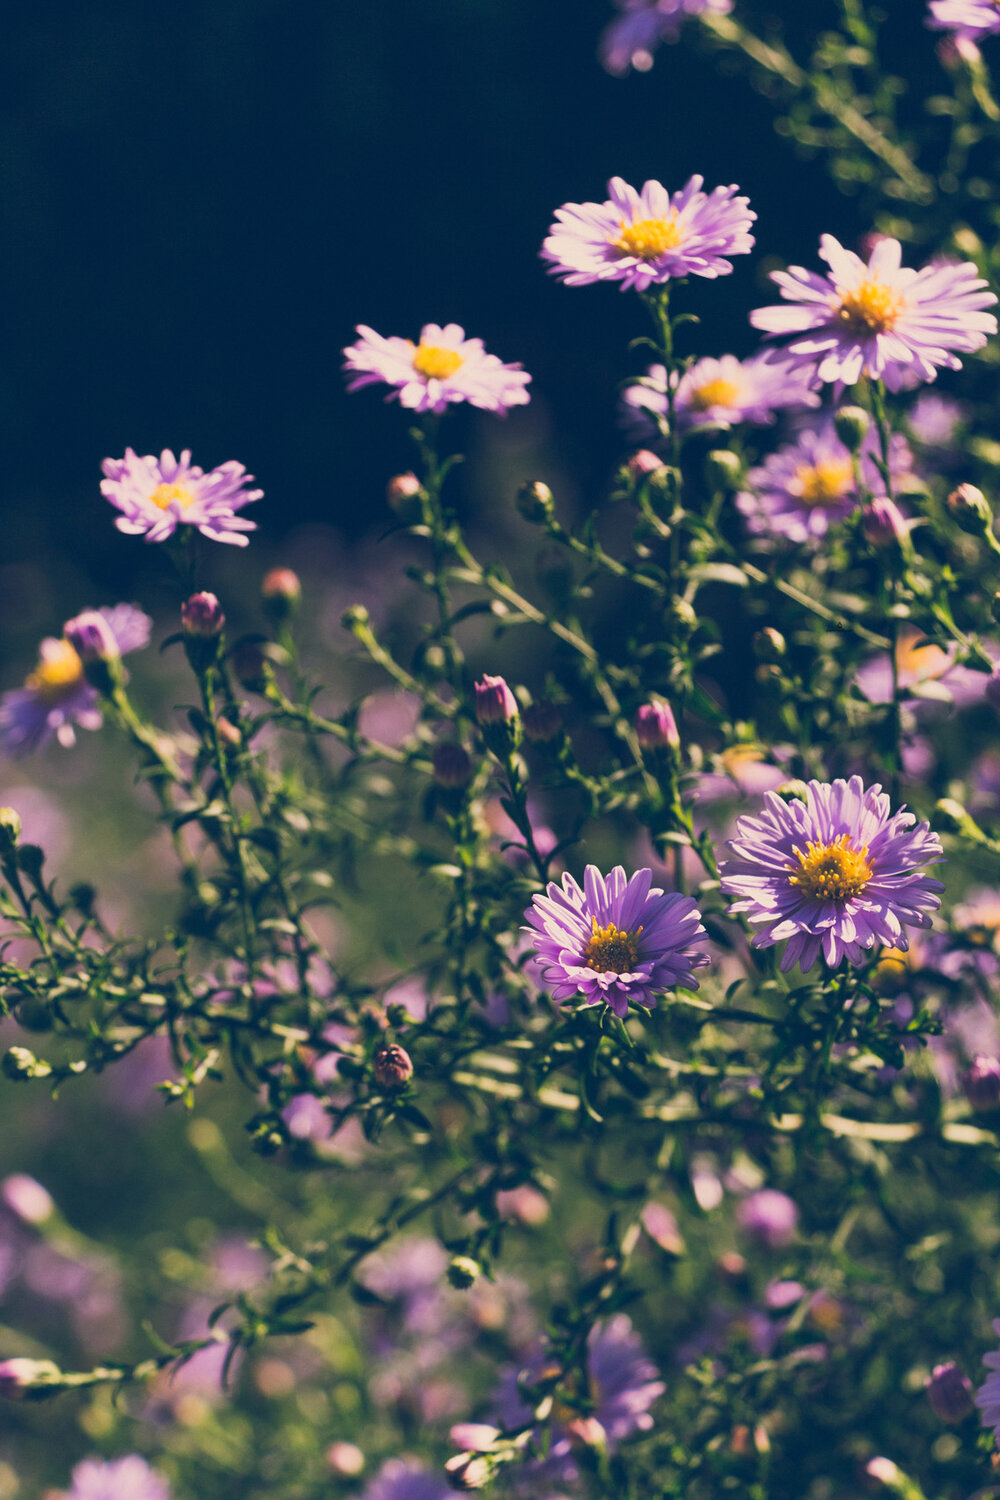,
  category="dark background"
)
[0,0,936,599]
